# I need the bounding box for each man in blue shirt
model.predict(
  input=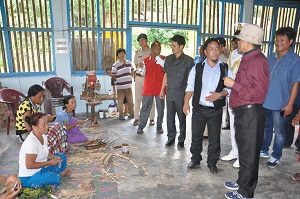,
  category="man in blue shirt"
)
[194,45,205,65]
[260,27,300,168]
[183,38,233,173]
